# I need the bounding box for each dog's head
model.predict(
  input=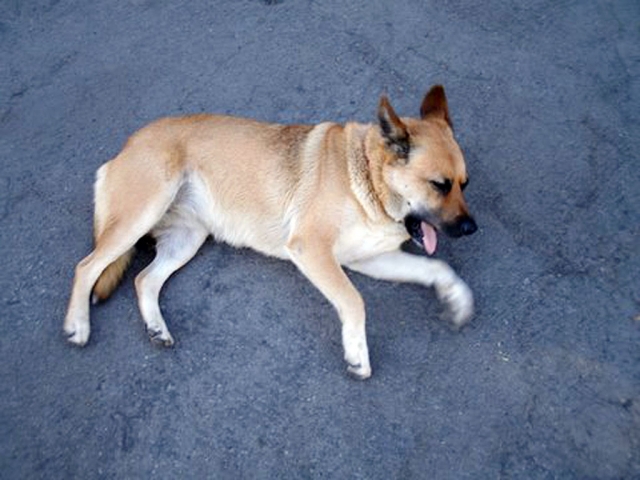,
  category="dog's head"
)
[376,85,477,255]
